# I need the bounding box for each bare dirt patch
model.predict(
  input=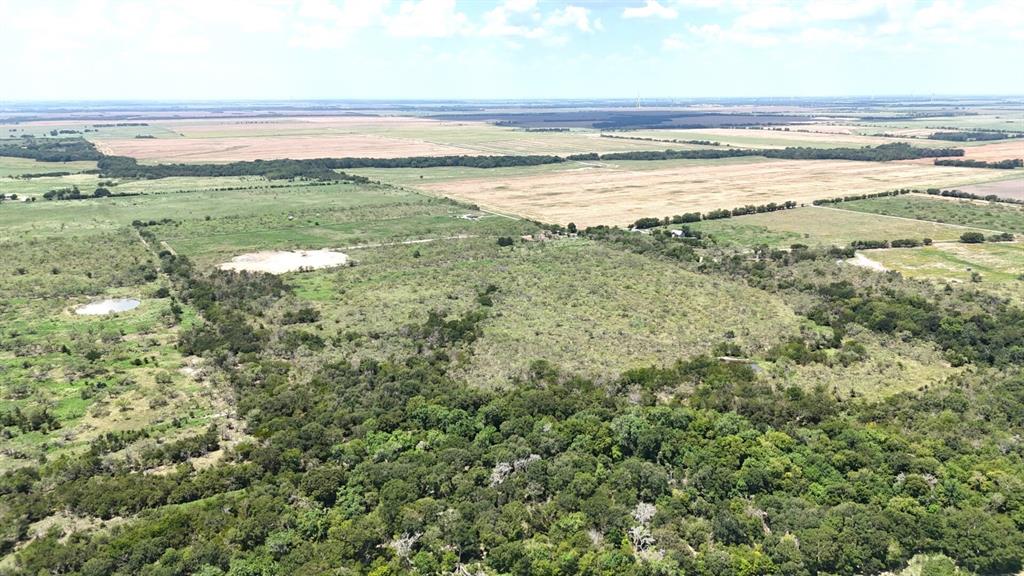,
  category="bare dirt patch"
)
[846,252,888,271]
[219,249,349,274]
[421,159,1010,227]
